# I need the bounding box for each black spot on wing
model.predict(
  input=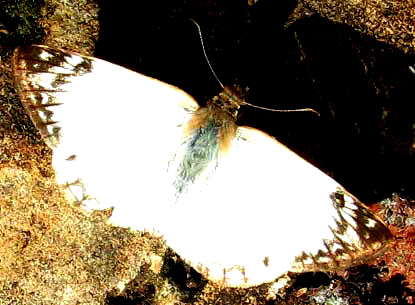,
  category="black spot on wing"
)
[16,45,93,76]
[292,188,392,273]
[12,45,93,147]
